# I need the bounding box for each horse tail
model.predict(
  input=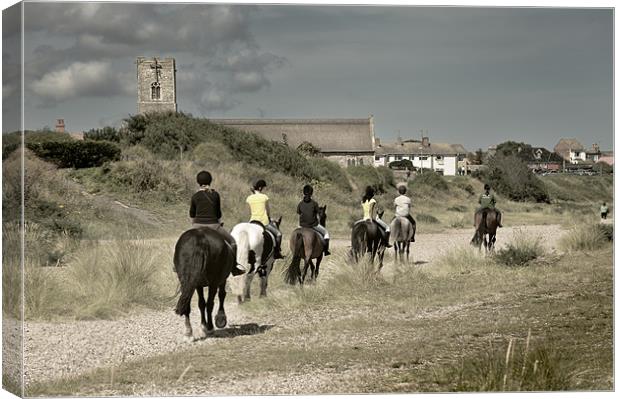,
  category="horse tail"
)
[285,232,303,285]
[236,229,250,269]
[175,283,194,316]
[352,223,367,261]
[481,210,488,230]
